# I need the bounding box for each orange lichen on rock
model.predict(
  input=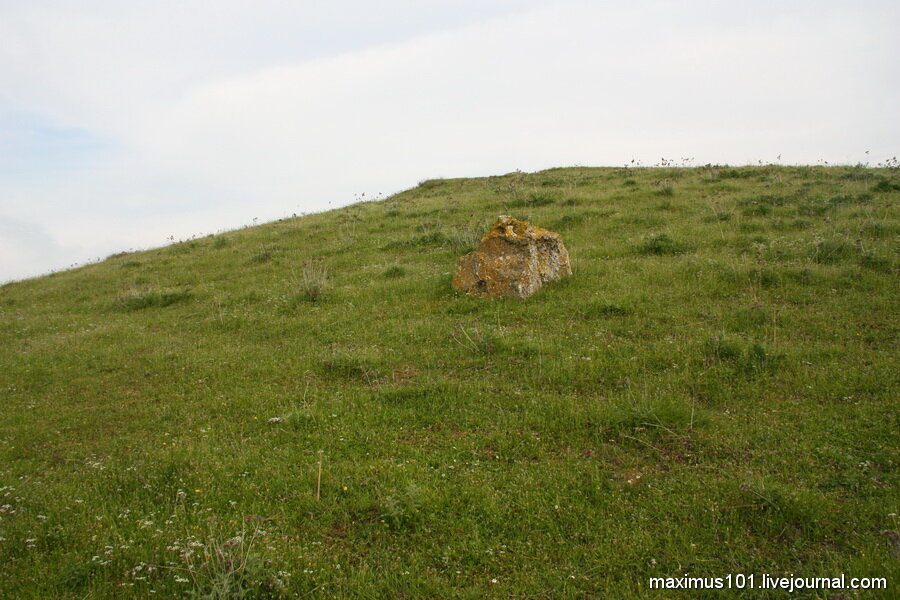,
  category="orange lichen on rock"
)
[452,215,572,298]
